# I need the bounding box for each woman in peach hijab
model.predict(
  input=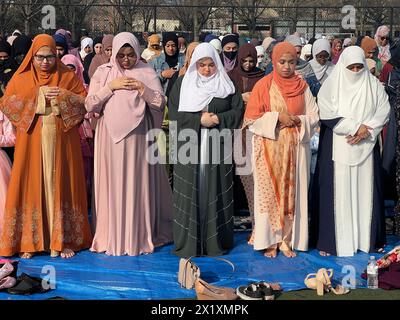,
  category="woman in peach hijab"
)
[244,42,319,258]
[0,34,92,259]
